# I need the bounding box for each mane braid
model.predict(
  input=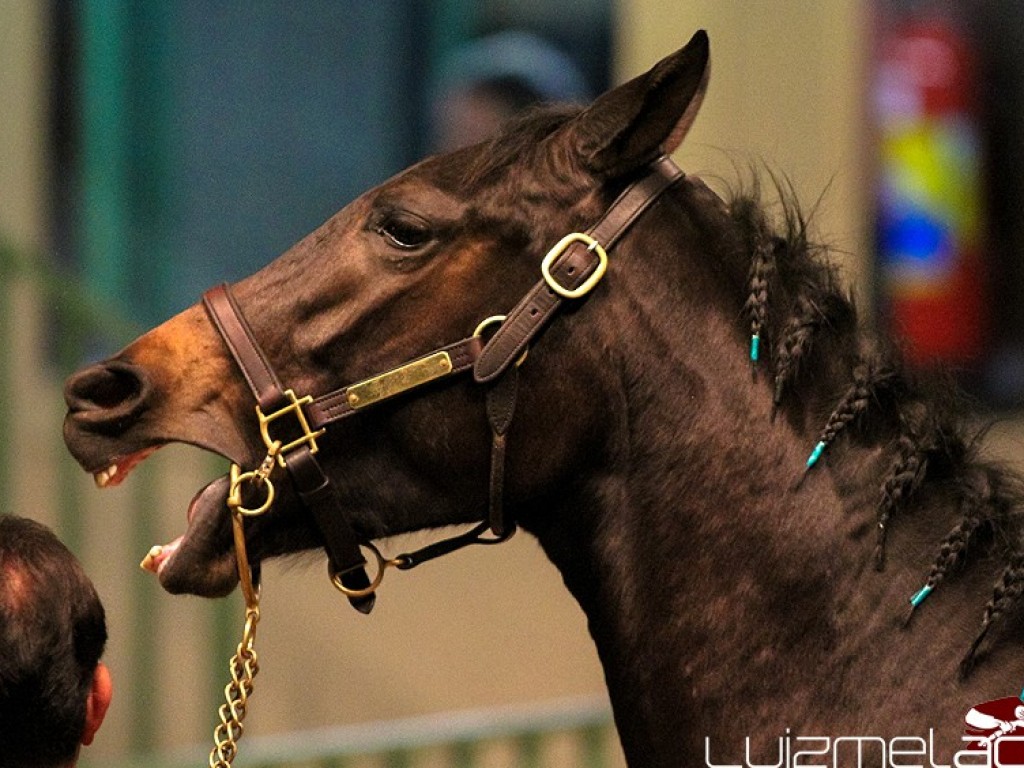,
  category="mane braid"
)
[905,495,989,626]
[874,416,933,570]
[738,198,776,370]
[773,293,824,409]
[961,553,1024,676]
[803,351,899,472]
[727,181,1024,676]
